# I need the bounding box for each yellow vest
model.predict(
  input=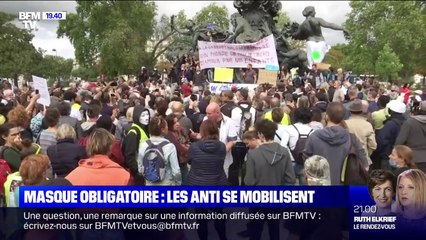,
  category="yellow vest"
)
[264,111,290,126]
[127,124,149,146]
